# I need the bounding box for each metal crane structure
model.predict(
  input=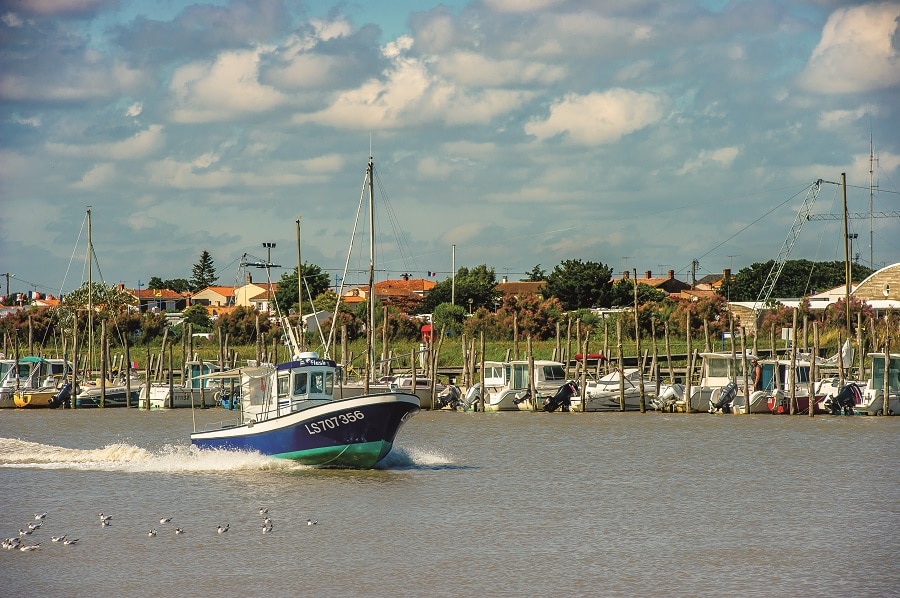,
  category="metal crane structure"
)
[754,179,823,311]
